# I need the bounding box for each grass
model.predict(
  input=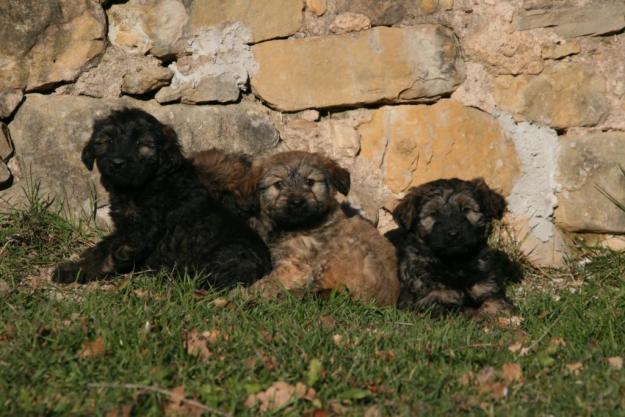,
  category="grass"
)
[1,188,625,416]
